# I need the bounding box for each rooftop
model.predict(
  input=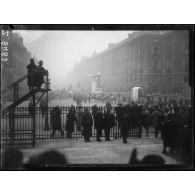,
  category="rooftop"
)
[87,31,172,60]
